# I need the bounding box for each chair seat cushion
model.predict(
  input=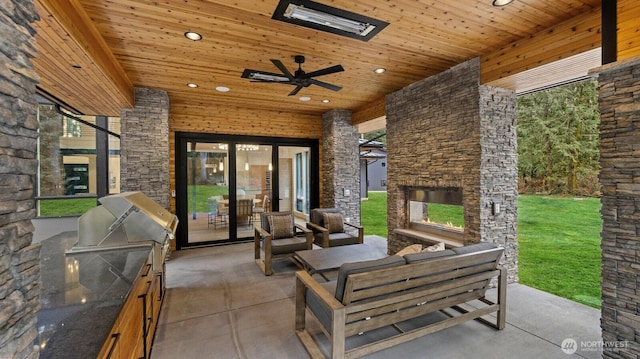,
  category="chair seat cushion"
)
[313,232,360,247]
[270,236,309,255]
